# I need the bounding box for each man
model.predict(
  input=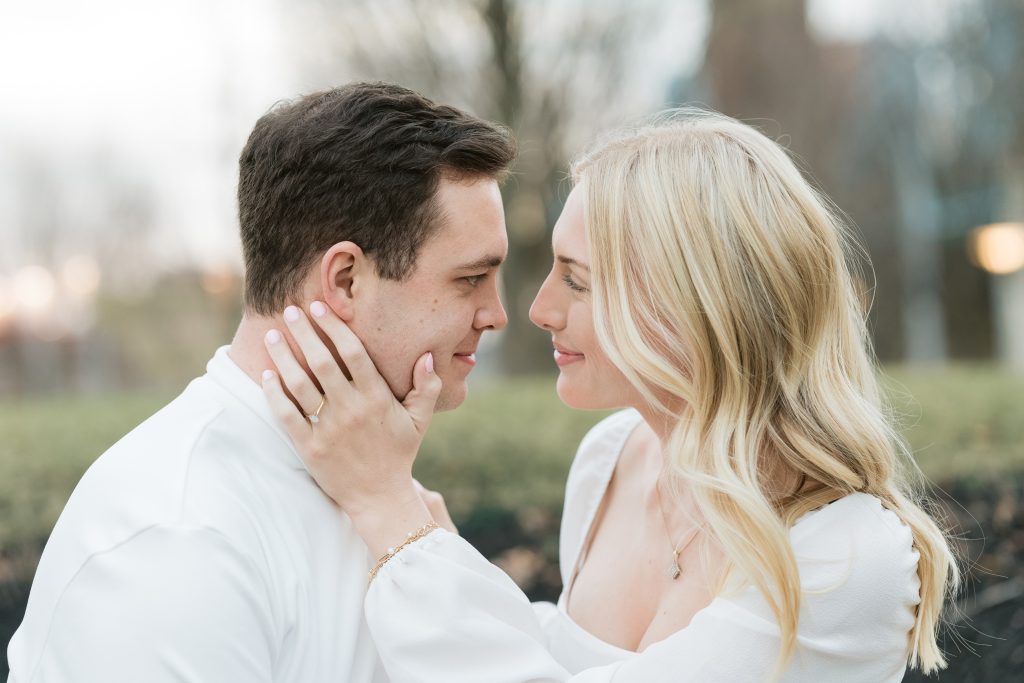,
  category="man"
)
[7,82,515,682]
